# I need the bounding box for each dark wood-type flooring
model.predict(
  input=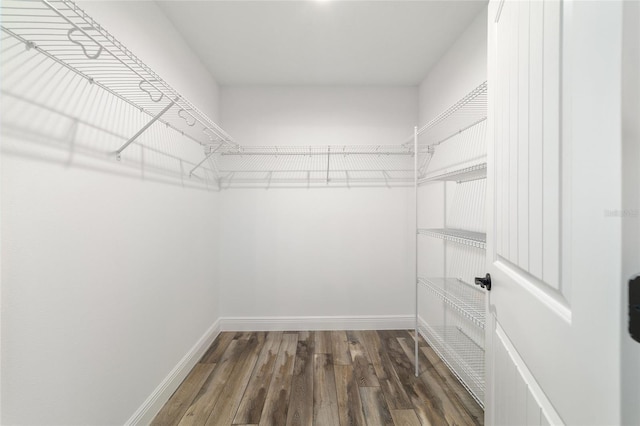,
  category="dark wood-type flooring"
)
[151,330,483,426]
